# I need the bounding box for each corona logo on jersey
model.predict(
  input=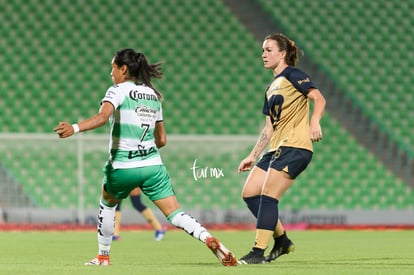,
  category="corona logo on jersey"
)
[129,90,158,101]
